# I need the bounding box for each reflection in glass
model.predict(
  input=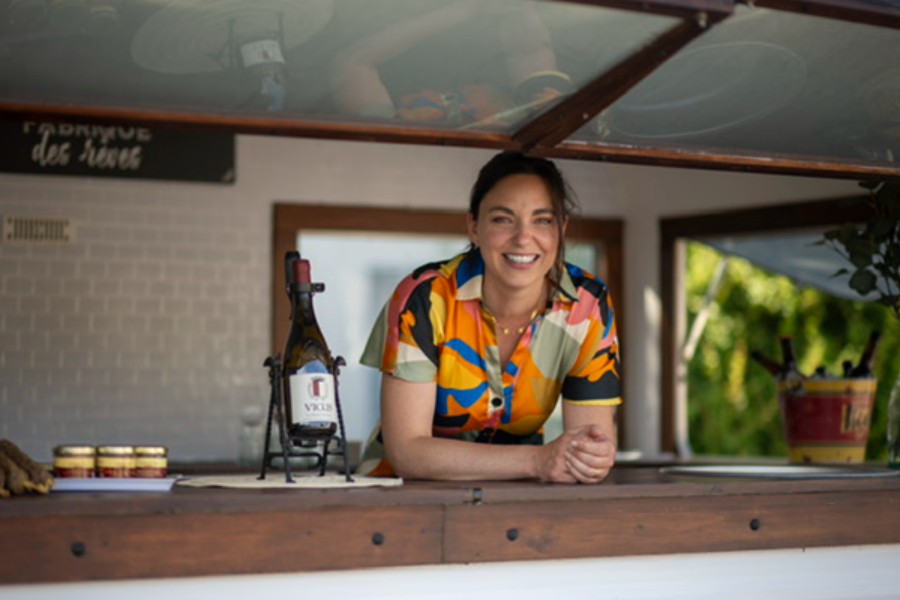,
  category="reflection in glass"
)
[317,0,674,131]
[575,5,900,164]
[0,0,673,133]
[1,0,899,171]
[329,2,570,128]
[601,41,806,140]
